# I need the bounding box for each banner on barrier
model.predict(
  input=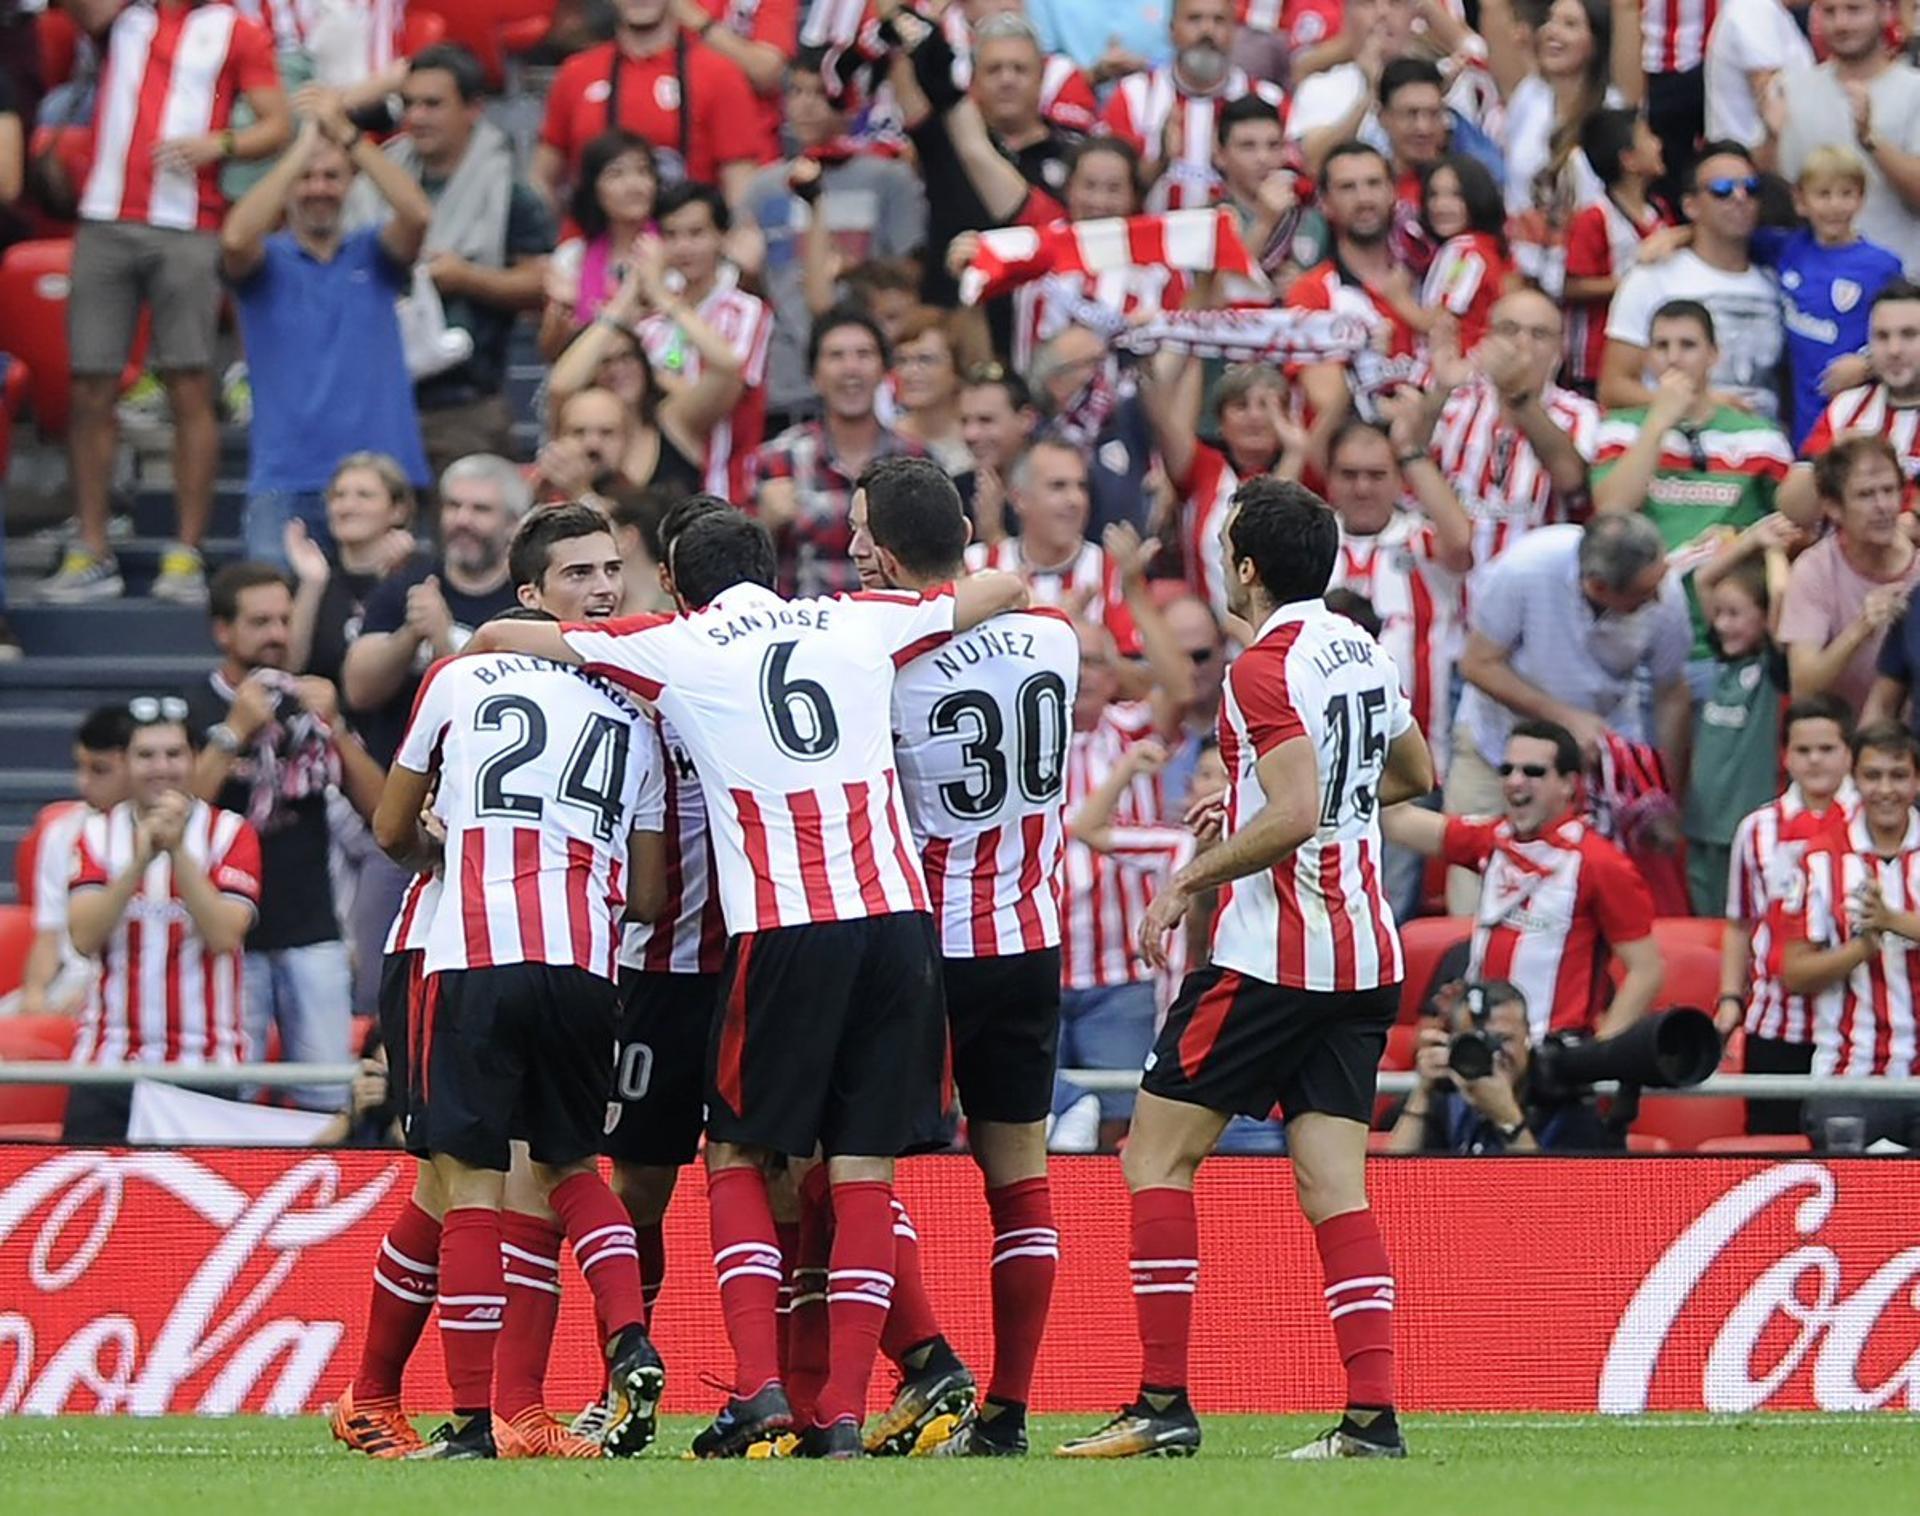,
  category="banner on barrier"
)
[0,1148,1915,1416]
